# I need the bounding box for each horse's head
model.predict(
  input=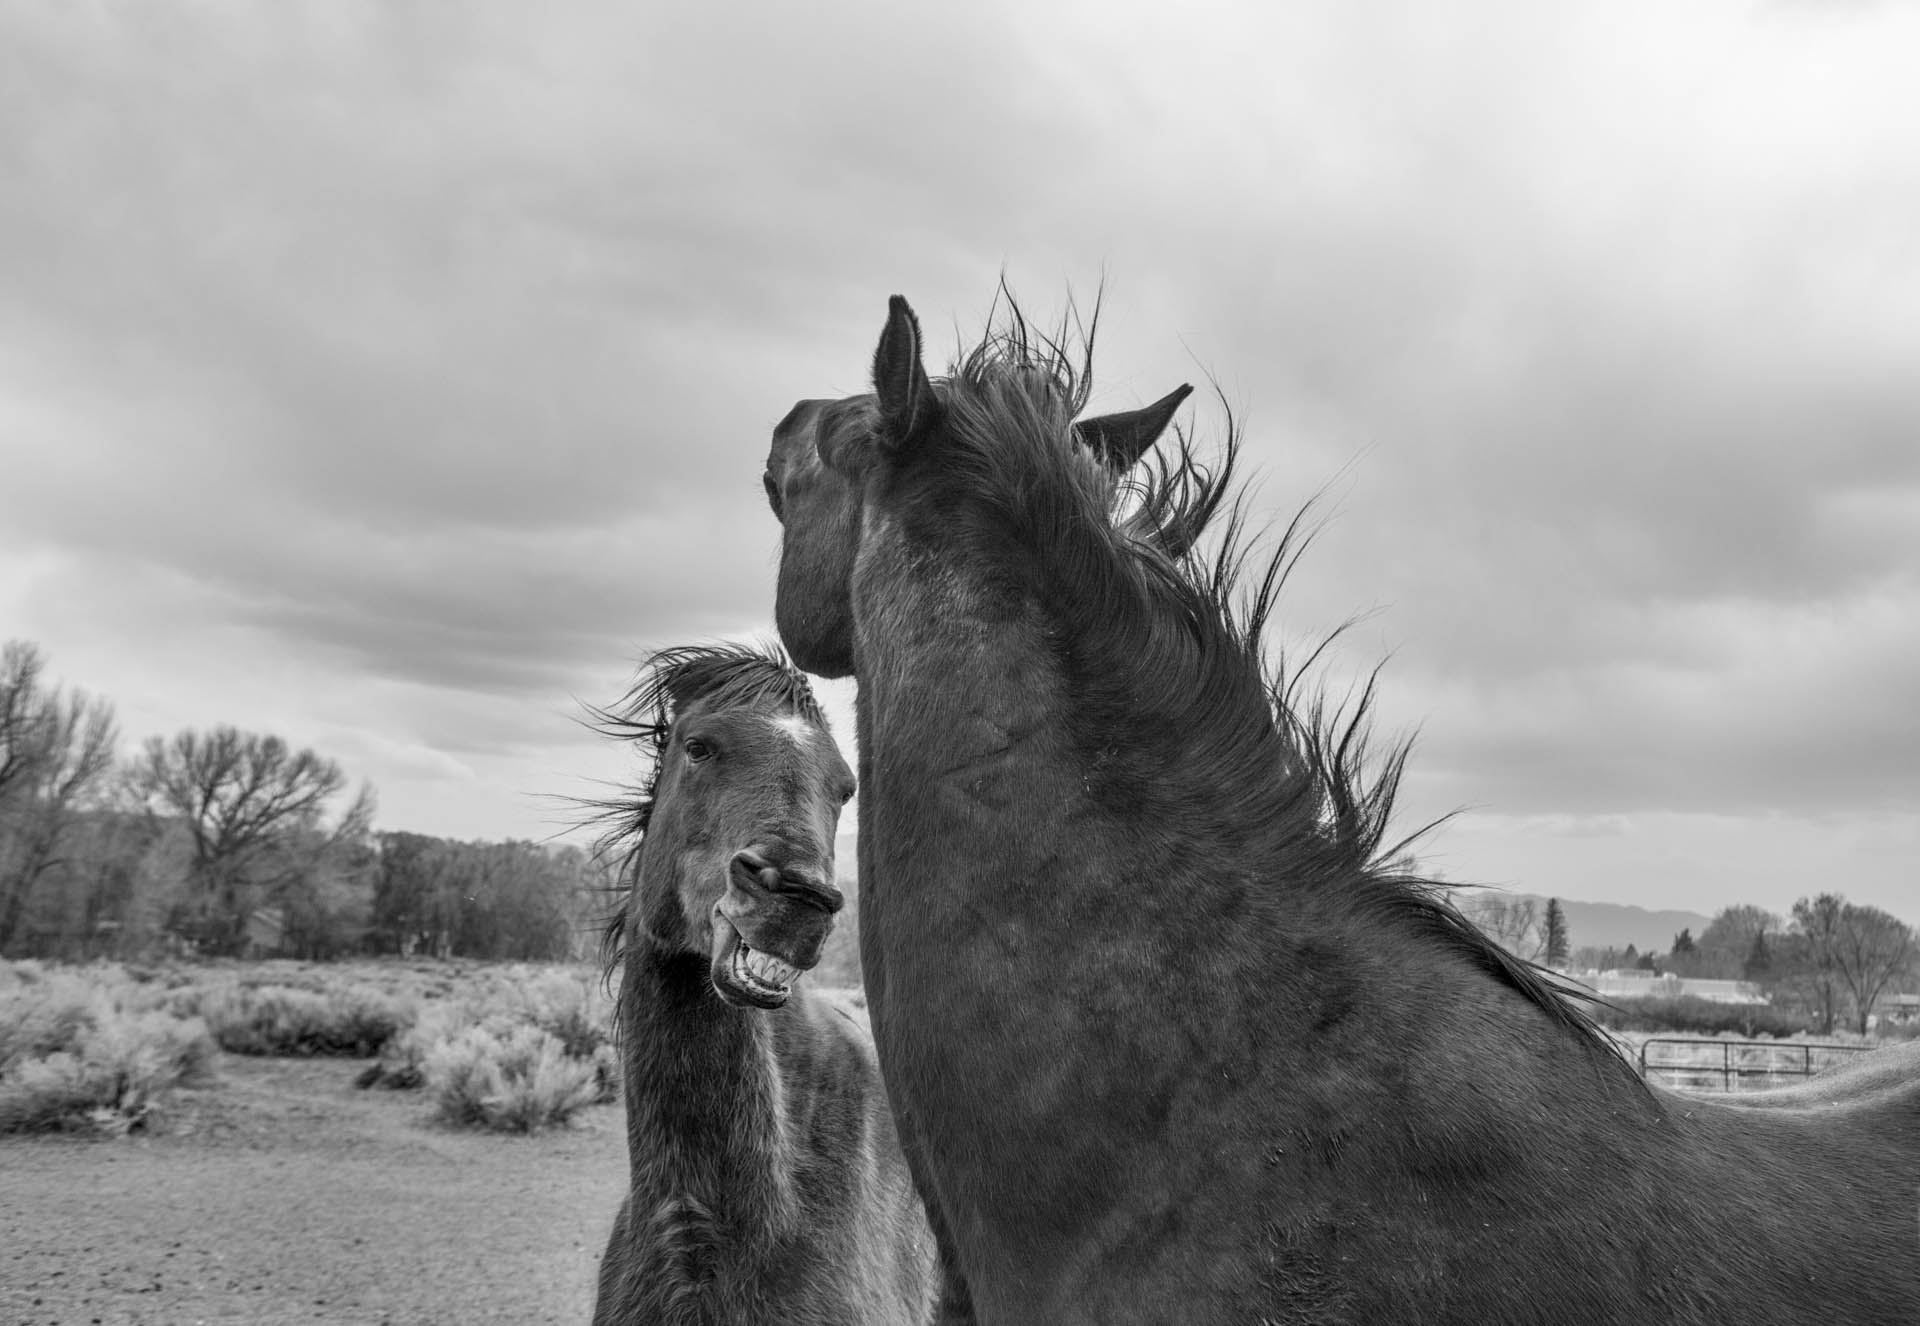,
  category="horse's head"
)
[763,296,1191,678]
[622,646,856,1009]
[765,396,873,679]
